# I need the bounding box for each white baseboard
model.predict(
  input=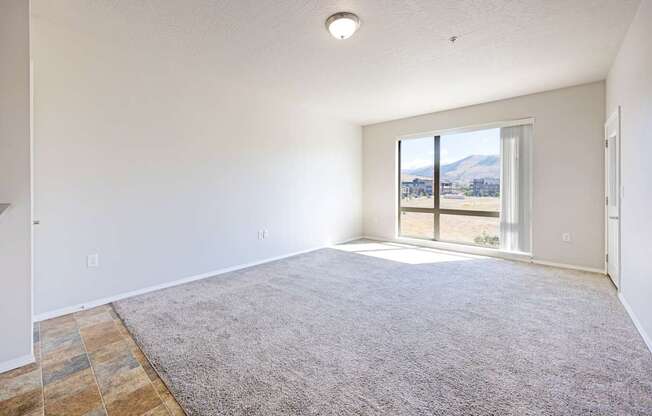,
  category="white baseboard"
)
[34,236,363,322]
[0,354,34,374]
[529,259,605,274]
[618,292,652,354]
